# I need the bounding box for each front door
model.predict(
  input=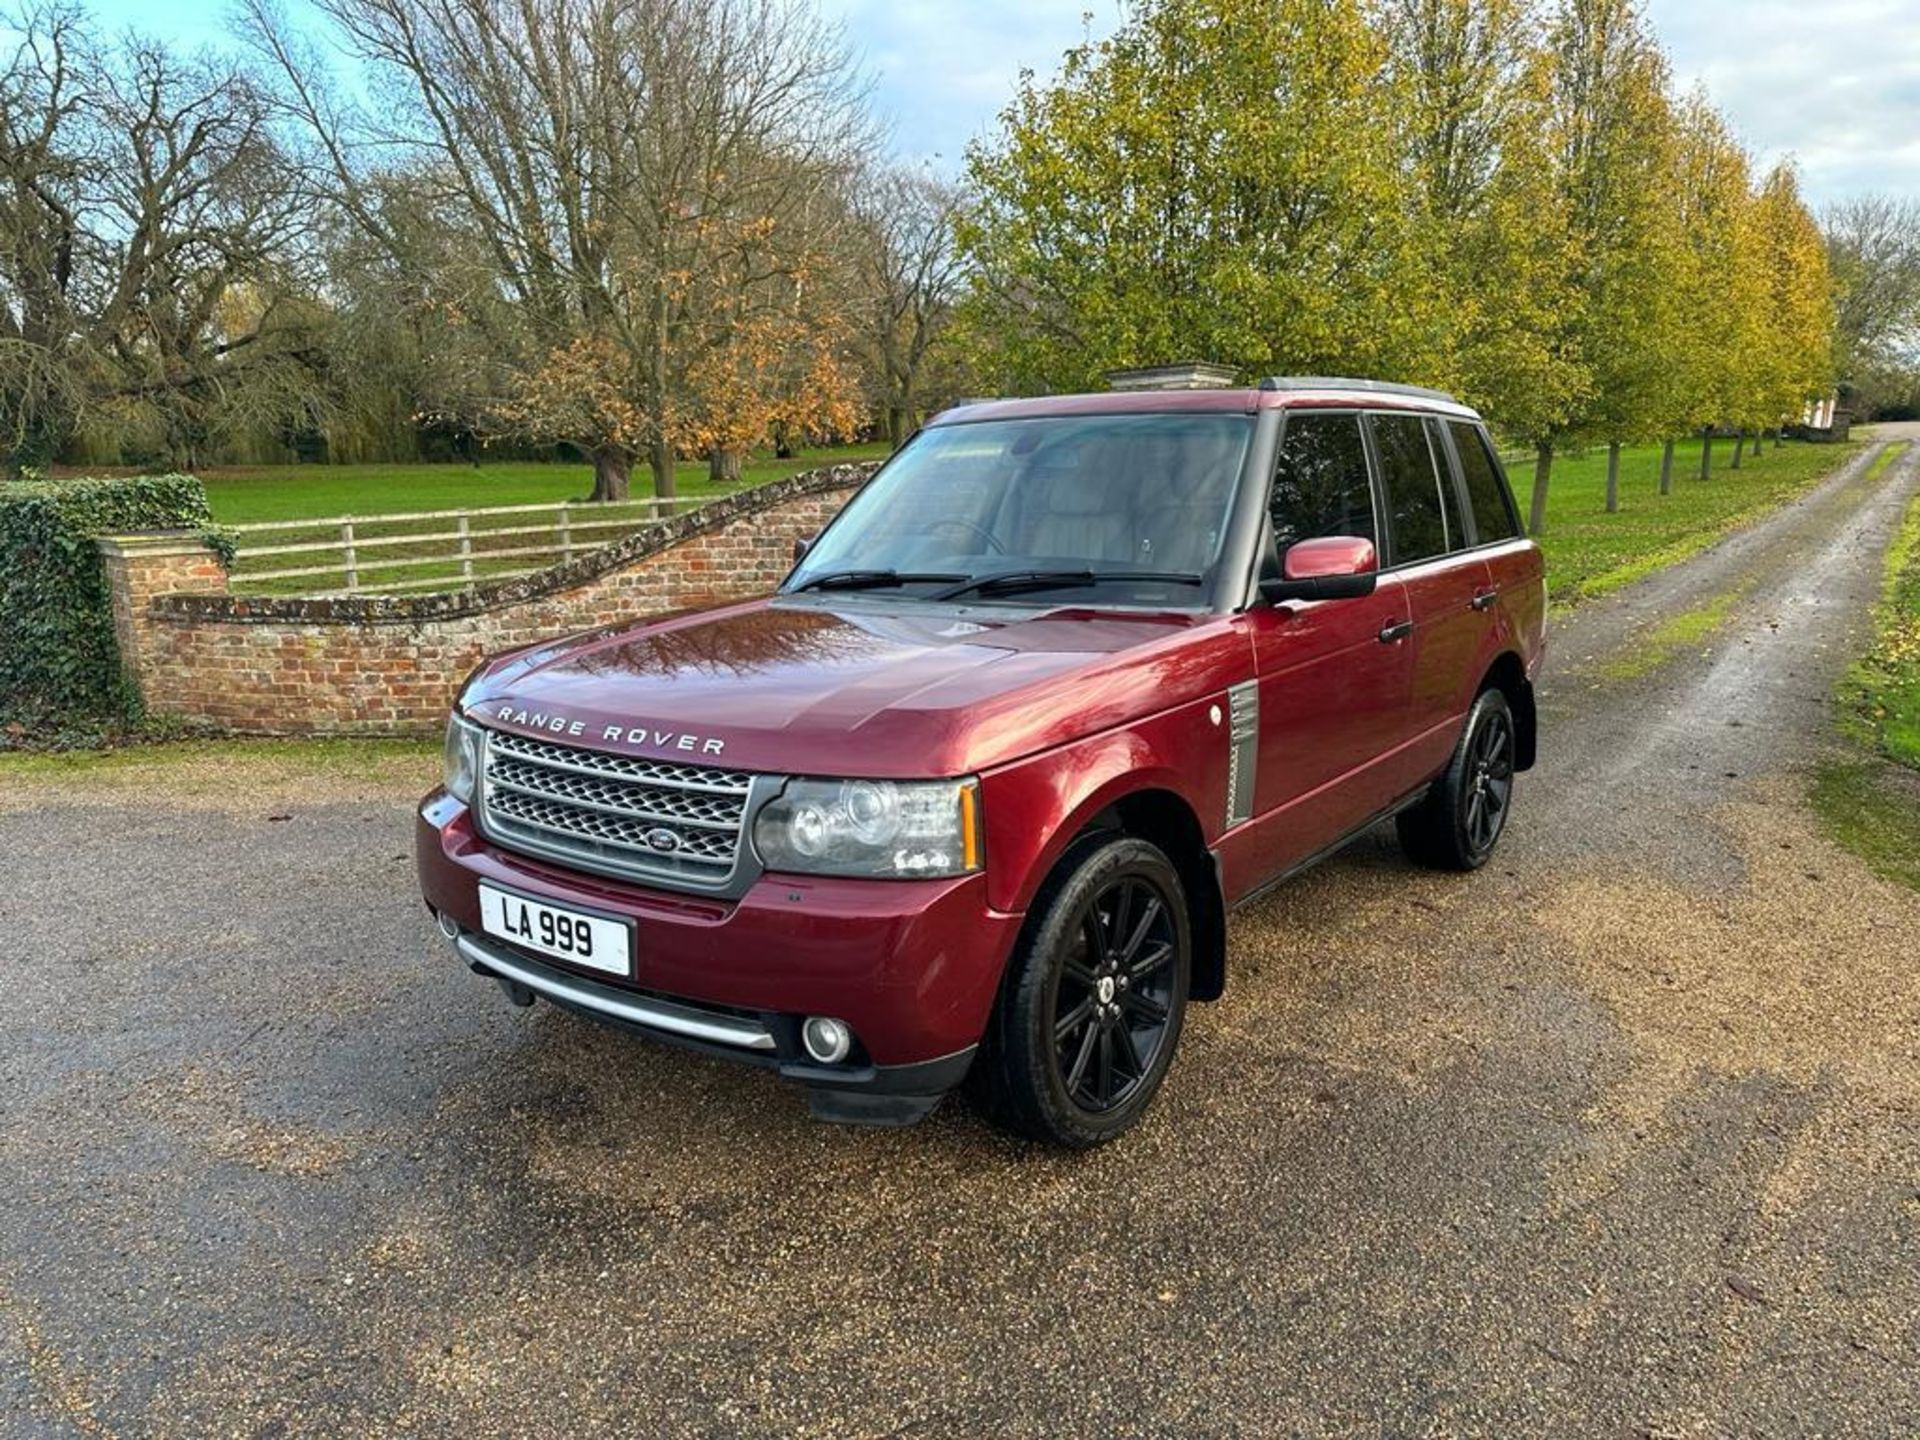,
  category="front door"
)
[1226,409,1415,896]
